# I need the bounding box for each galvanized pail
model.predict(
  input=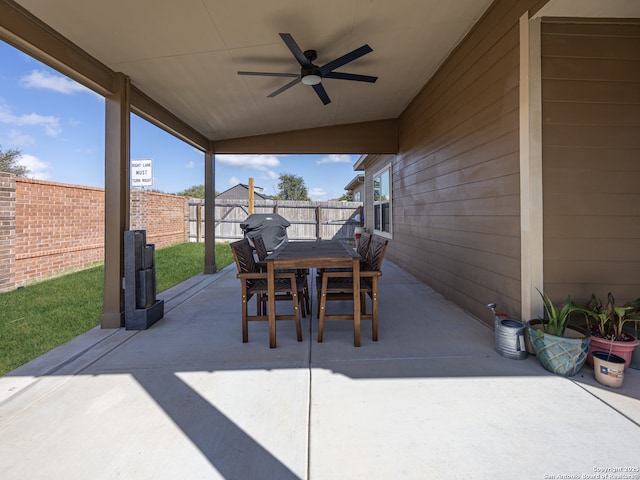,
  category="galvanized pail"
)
[487,303,528,360]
